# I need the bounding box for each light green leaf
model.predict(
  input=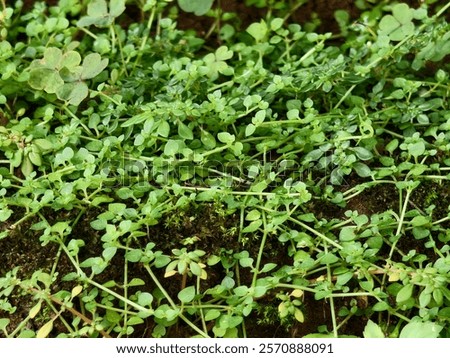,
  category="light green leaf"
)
[157,121,170,137]
[245,123,256,137]
[137,292,153,307]
[396,283,414,303]
[399,321,443,338]
[410,216,429,227]
[57,82,89,106]
[217,132,235,144]
[81,53,108,79]
[178,286,196,303]
[201,130,216,149]
[178,0,214,16]
[363,320,385,338]
[178,122,193,140]
[408,141,425,158]
[245,209,261,221]
[29,68,64,93]
[215,46,233,61]
[353,162,372,177]
[0,318,10,331]
[88,0,108,17]
[339,226,356,242]
[205,309,221,321]
[129,278,145,287]
[164,140,179,156]
[109,0,126,18]
[247,20,268,42]
[242,219,262,233]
